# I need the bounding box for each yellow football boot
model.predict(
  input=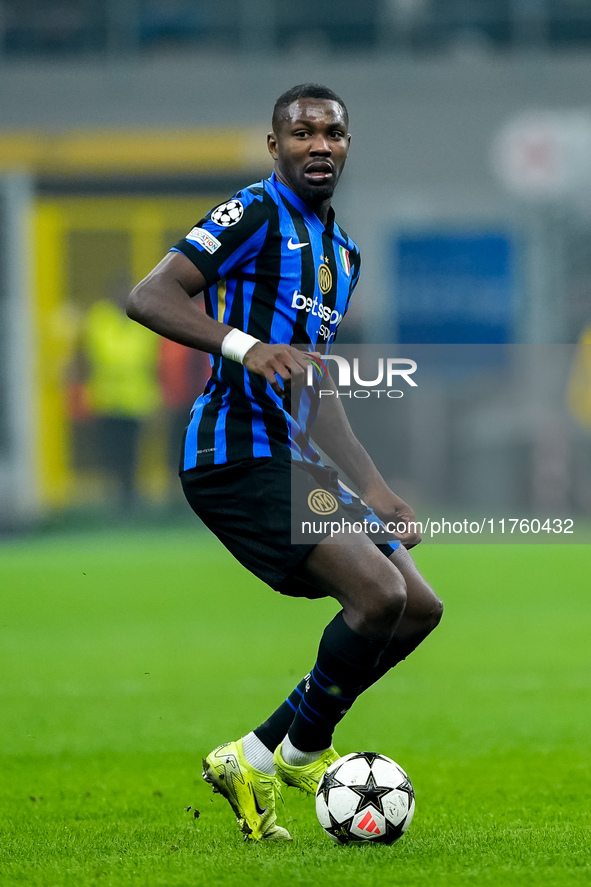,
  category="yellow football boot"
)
[273,743,341,795]
[202,739,291,841]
